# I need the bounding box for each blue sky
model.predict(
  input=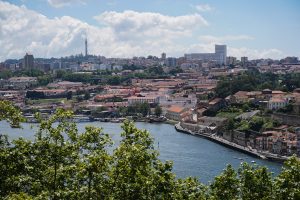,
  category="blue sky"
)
[1,0,300,60]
